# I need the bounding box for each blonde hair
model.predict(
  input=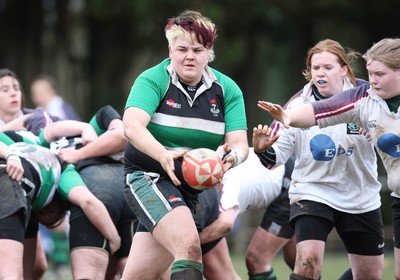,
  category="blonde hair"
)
[363,38,400,70]
[165,10,217,62]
